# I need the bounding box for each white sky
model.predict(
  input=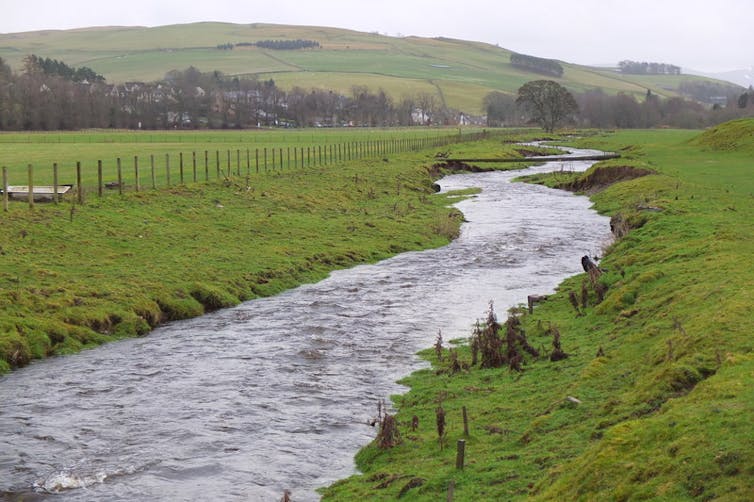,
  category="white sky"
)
[2,0,752,72]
